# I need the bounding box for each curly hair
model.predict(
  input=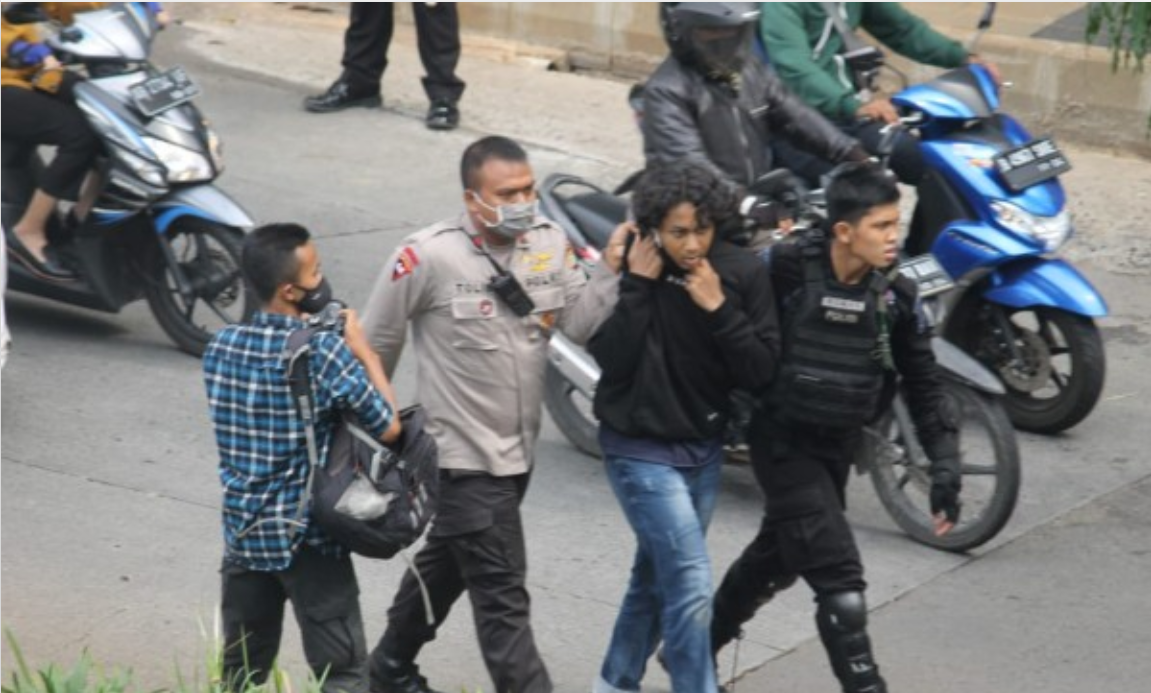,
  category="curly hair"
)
[631,163,739,236]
